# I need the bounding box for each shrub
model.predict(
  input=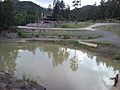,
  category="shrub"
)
[62,24,68,28]
[113,55,120,60]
